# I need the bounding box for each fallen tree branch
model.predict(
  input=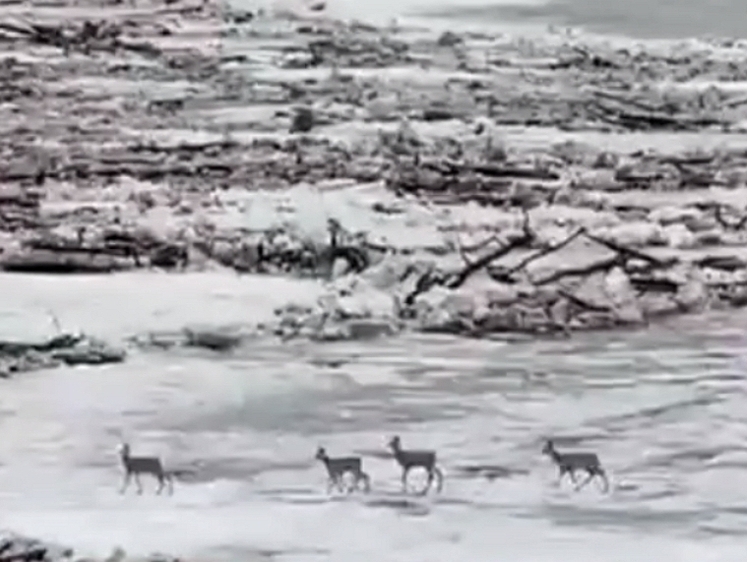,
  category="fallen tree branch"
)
[491,227,586,282]
[582,231,676,268]
[445,211,534,289]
